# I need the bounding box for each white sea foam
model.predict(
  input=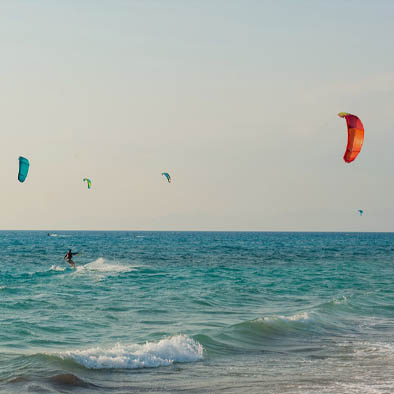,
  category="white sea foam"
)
[327,382,388,394]
[260,312,310,322]
[353,341,394,358]
[76,258,137,274]
[333,295,348,305]
[60,335,203,369]
[50,265,66,272]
